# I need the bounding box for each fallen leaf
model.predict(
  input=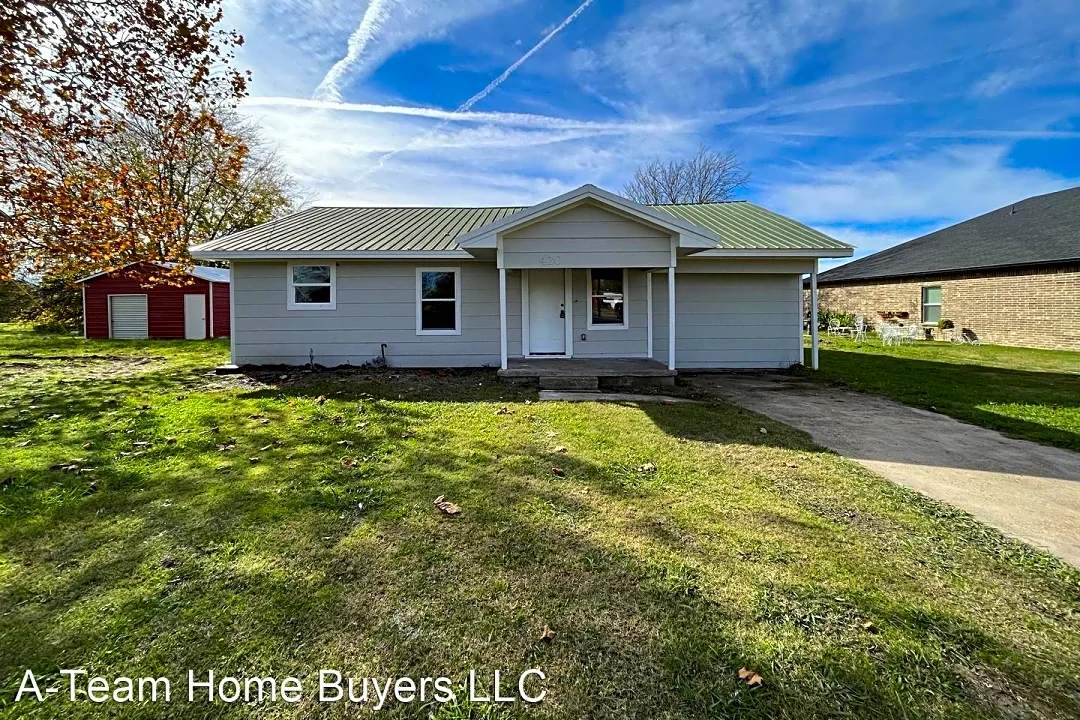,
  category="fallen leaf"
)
[553,445,568,453]
[15,440,30,448]
[285,454,295,460]
[217,443,236,452]
[540,625,556,642]
[165,437,177,445]
[259,419,270,426]
[47,413,61,420]
[495,407,514,416]
[638,462,657,473]
[260,444,272,452]
[401,431,413,439]
[759,427,768,434]
[434,495,462,516]
[341,457,359,469]
[336,440,353,447]
[862,621,878,633]
[248,457,260,463]
[315,396,327,405]
[356,422,370,429]
[738,668,764,687]
[81,442,92,450]
[332,415,344,424]
[551,467,566,477]
[273,440,283,446]
[132,441,152,447]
